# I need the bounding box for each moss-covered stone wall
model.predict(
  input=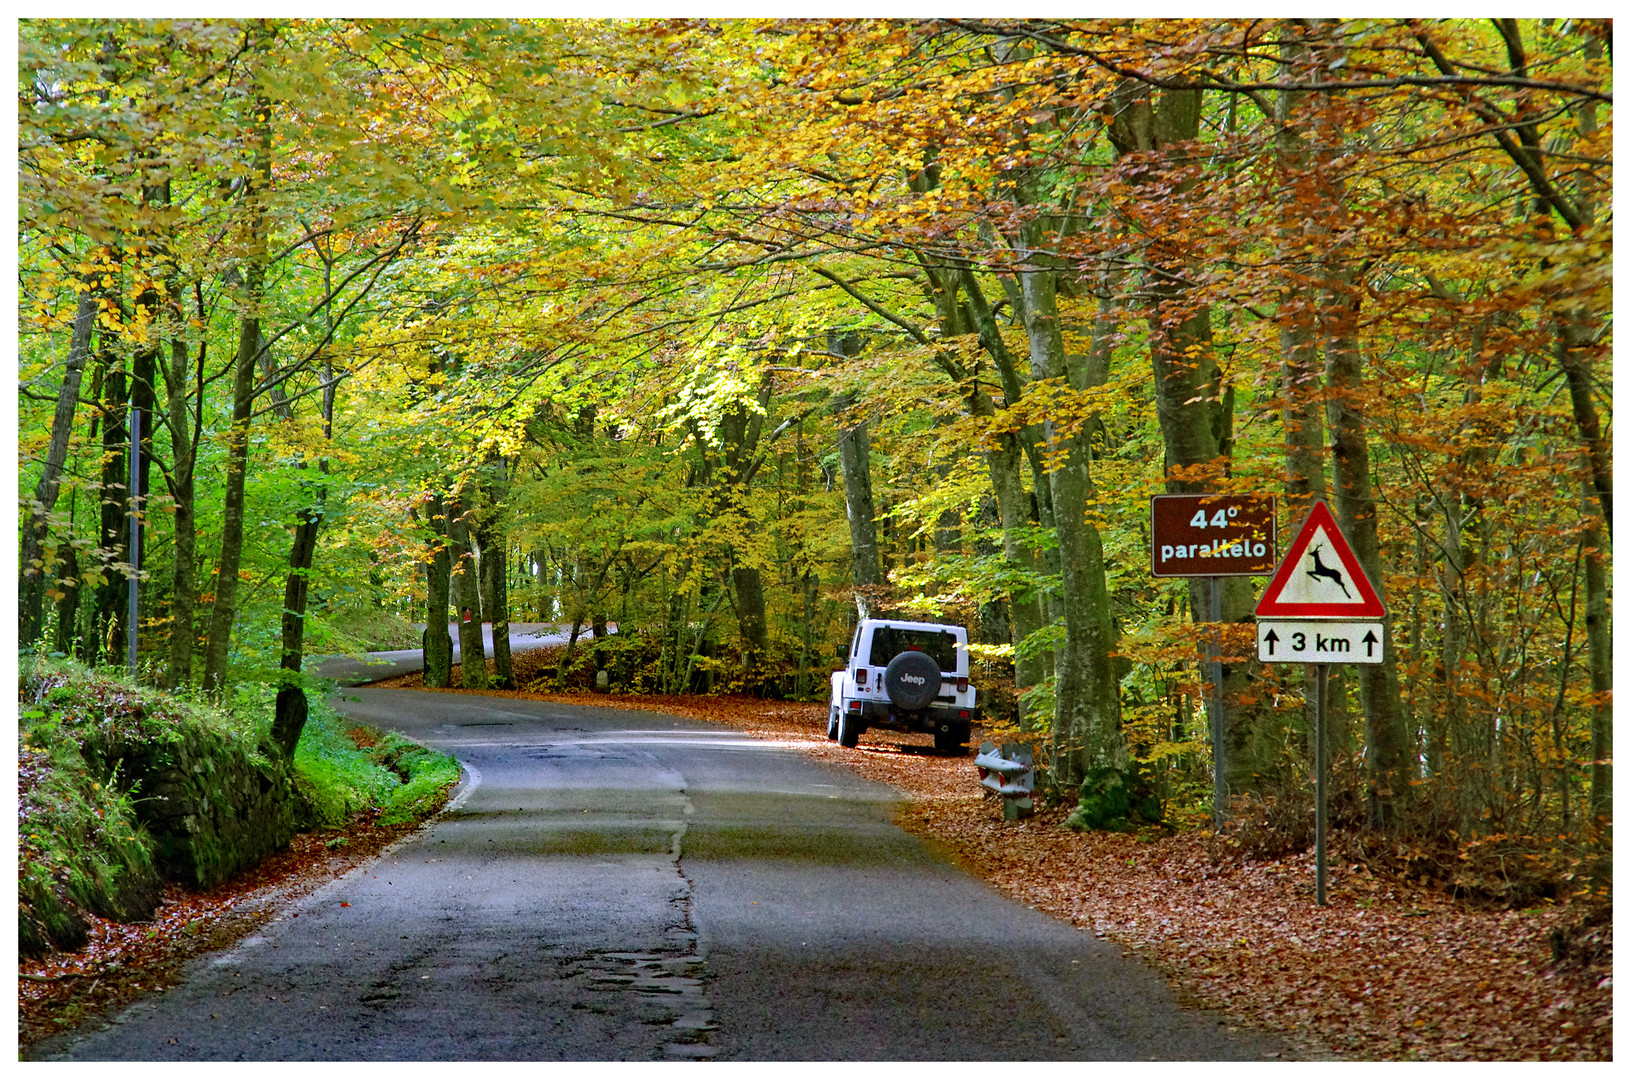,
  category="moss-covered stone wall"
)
[109,726,311,890]
[19,663,312,955]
